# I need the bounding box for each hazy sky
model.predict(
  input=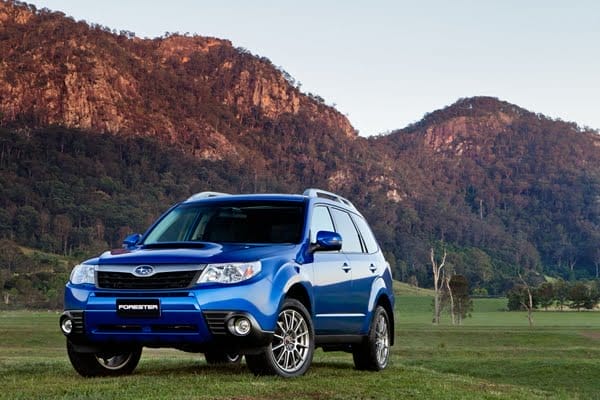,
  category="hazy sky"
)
[33,1,600,136]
